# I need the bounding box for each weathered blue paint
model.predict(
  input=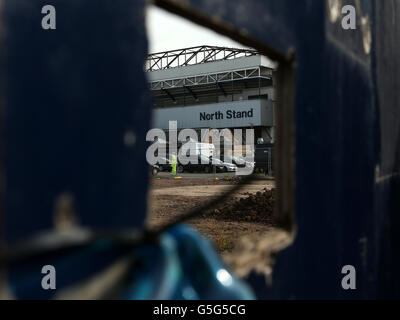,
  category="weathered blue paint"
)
[3,0,152,244]
[180,0,400,299]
